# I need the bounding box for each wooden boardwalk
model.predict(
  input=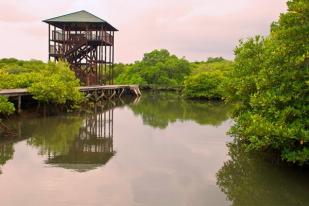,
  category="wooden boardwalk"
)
[0,85,141,97]
[0,85,141,113]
